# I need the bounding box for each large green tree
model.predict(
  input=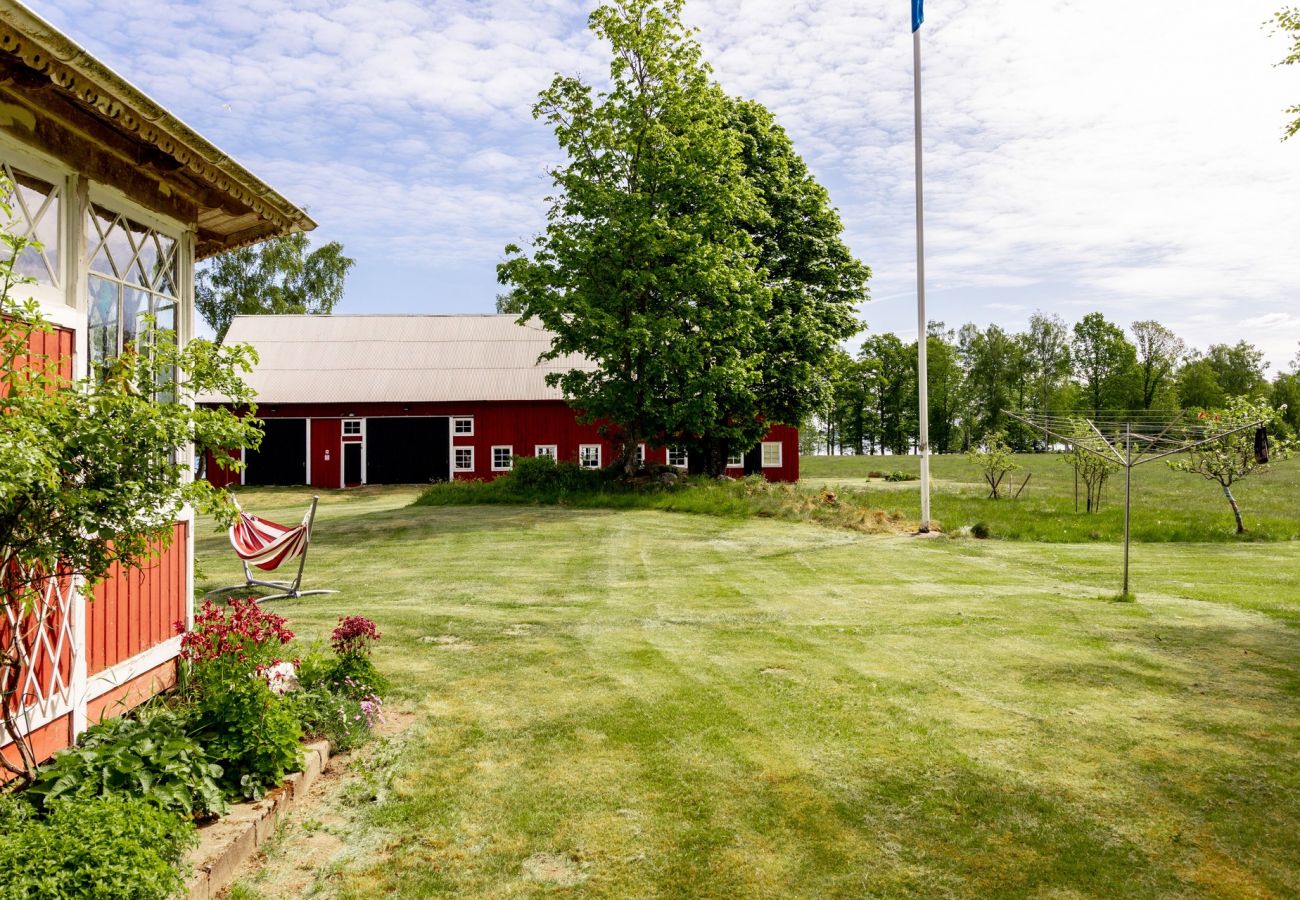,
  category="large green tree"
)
[1269,7,1300,139]
[196,232,354,343]
[959,323,1019,442]
[498,0,866,476]
[1176,354,1226,410]
[1205,341,1269,398]
[1131,319,1185,410]
[1071,312,1137,415]
[710,97,867,467]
